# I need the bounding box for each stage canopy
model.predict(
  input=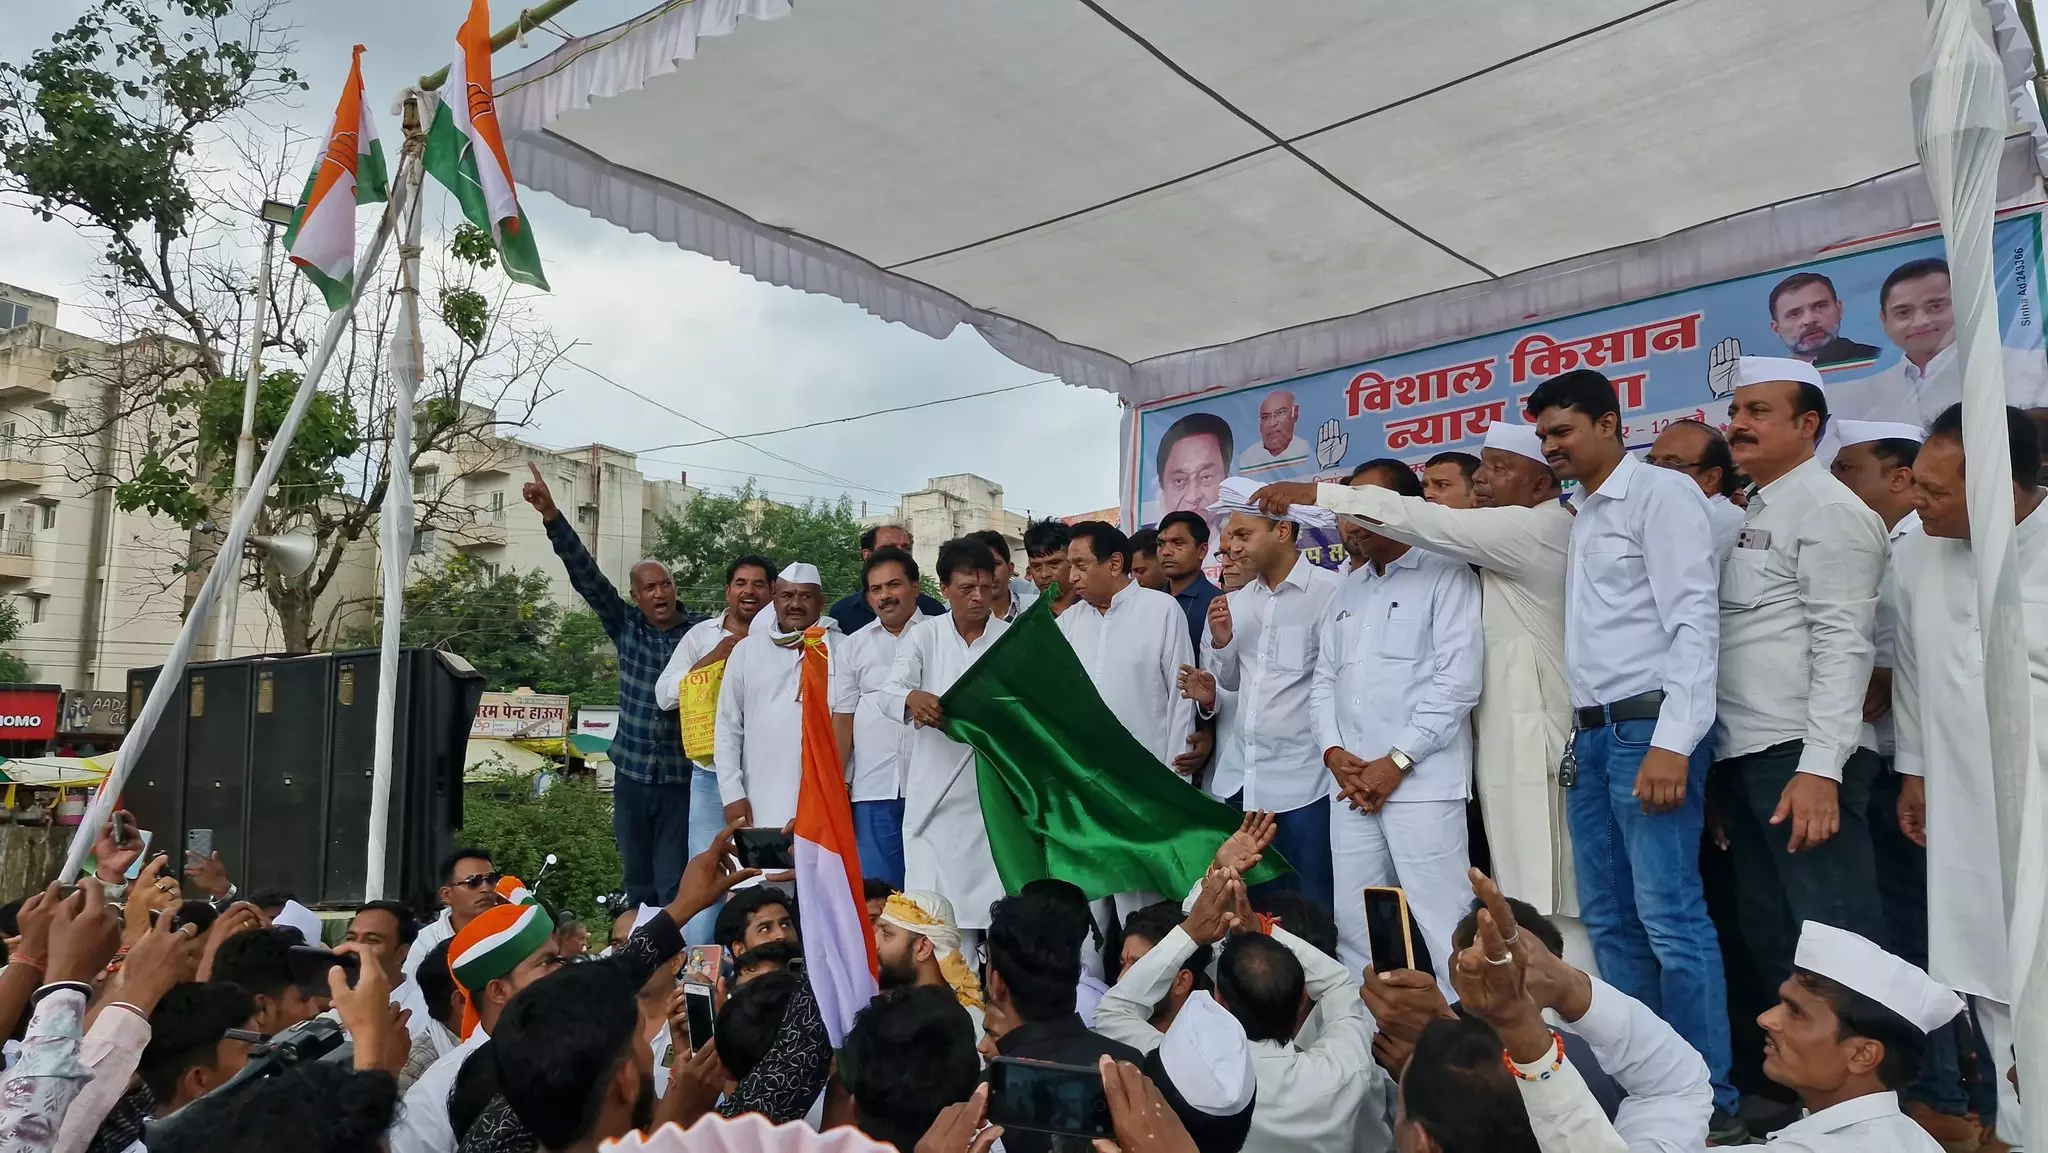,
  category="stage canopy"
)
[493,0,2048,406]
